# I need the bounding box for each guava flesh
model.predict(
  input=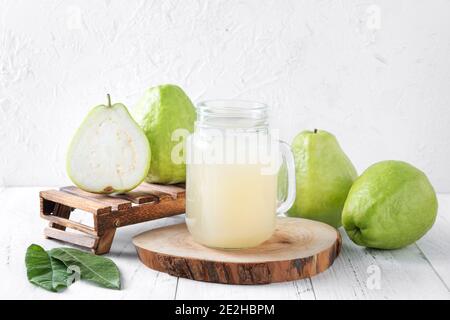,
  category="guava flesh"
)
[67,102,151,194]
